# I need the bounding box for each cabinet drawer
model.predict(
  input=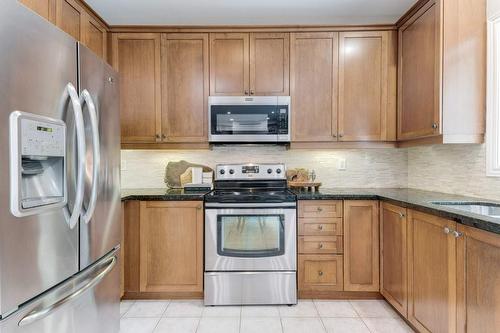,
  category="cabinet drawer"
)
[299,236,343,254]
[299,201,343,218]
[298,255,344,291]
[298,218,343,236]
